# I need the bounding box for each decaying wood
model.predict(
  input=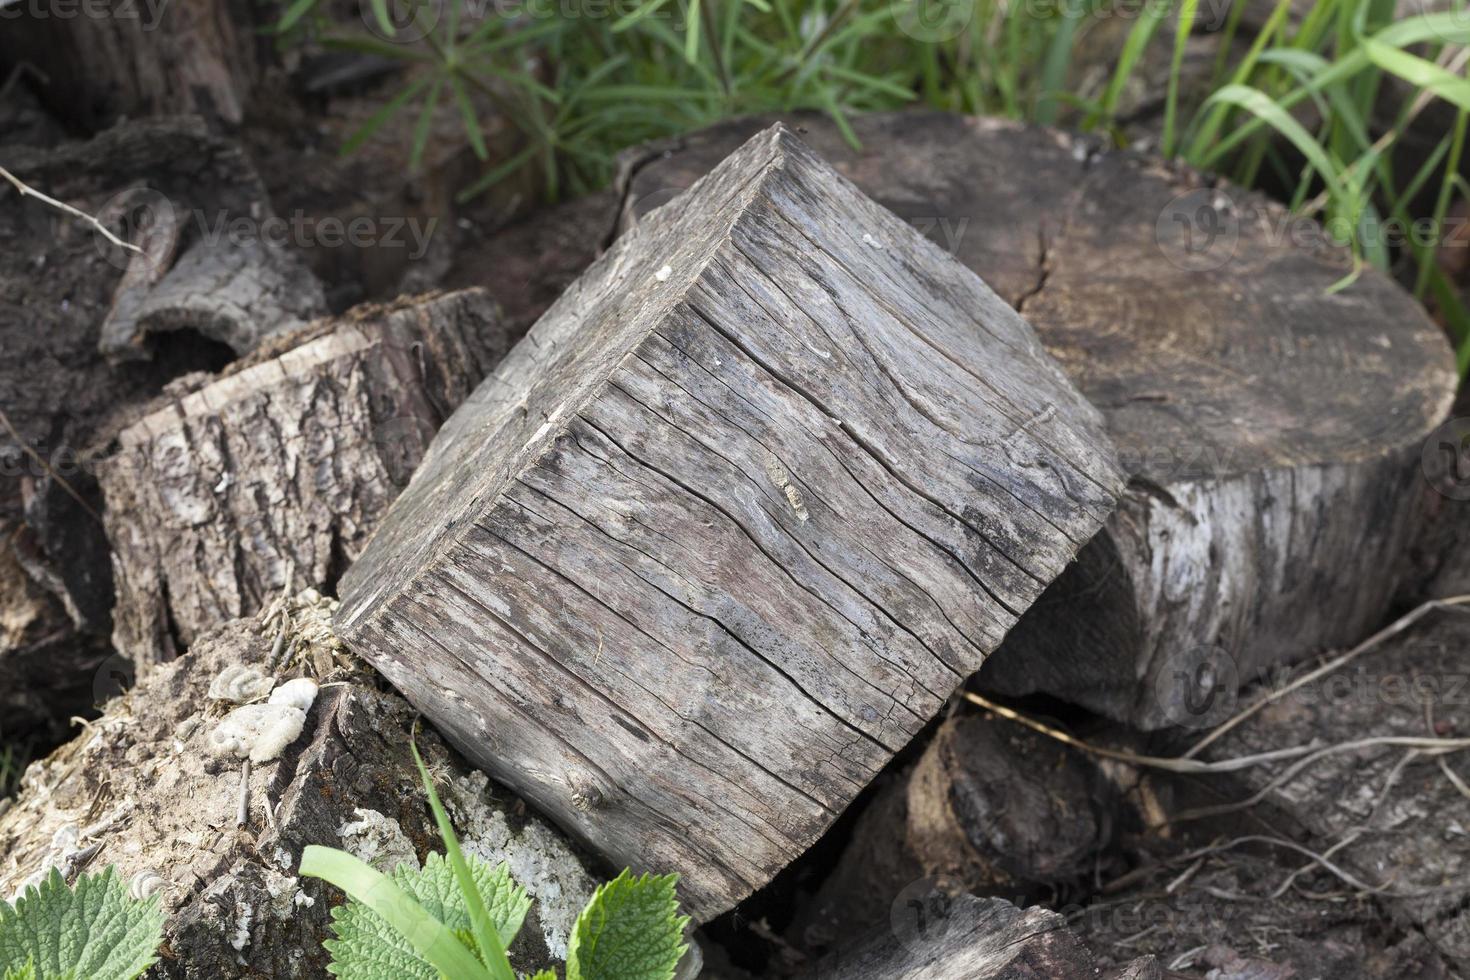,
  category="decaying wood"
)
[100,288,509,666]
[801,892,1154,980]
[1402,388,1470,605]
[1171,609,1470,964]
[619,112,1458,728]
[0,0,261,128]
[796,714,1115,952]
[0,594,606,979]
[336,125,1125,920]
[0,116,325,734]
